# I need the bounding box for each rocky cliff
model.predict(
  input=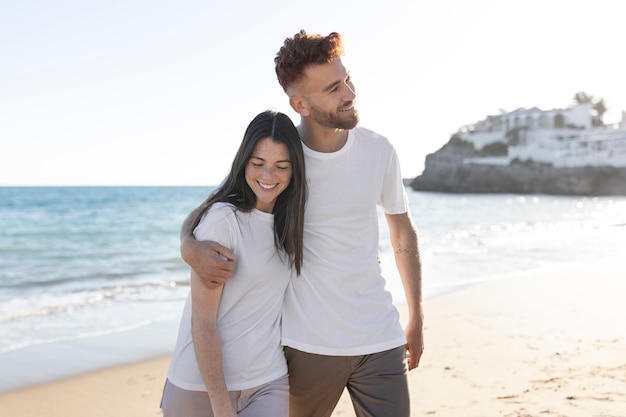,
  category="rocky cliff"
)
[410,135,626,196]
